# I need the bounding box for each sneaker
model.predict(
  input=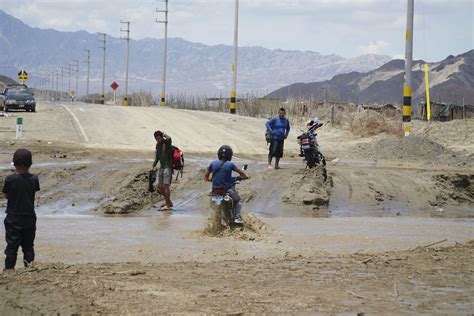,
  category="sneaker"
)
[234,215,244,225]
